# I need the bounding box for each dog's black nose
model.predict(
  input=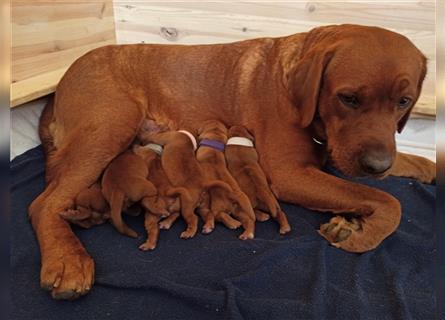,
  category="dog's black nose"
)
[359,149,393,174]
